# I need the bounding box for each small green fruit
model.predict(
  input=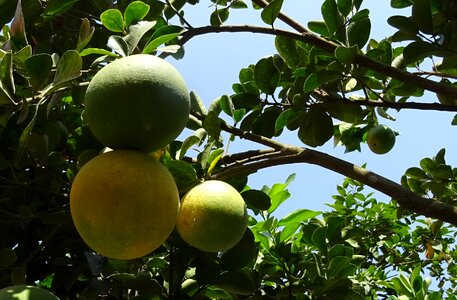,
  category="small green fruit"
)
[367,125,396,154]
